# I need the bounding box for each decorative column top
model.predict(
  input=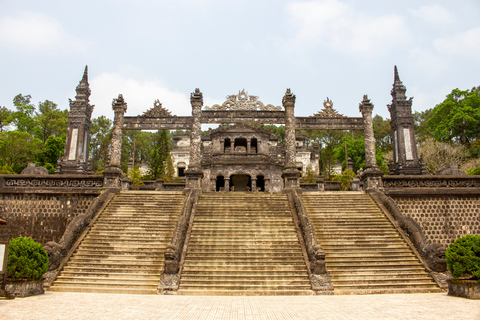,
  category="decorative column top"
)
[282,88,296,108]
[191,88,203,106]
[359,95,374,114]
[112,94,127,113]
